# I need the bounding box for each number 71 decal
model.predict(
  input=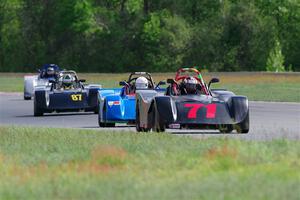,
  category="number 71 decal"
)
[184,103,217,119]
